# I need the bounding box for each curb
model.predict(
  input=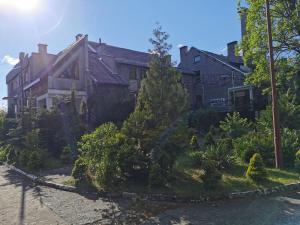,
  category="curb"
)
[6,164,77,193]
[6,164,300,204]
